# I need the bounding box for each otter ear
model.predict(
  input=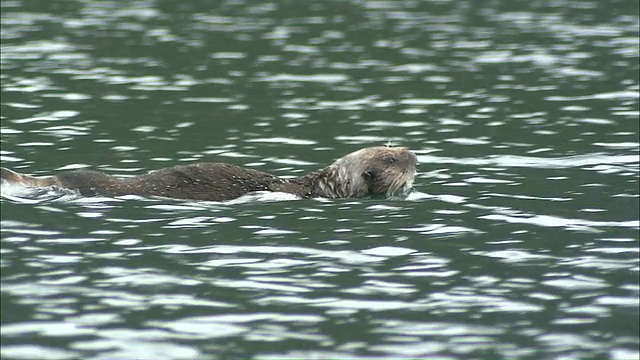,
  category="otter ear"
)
[363,171,374,184]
